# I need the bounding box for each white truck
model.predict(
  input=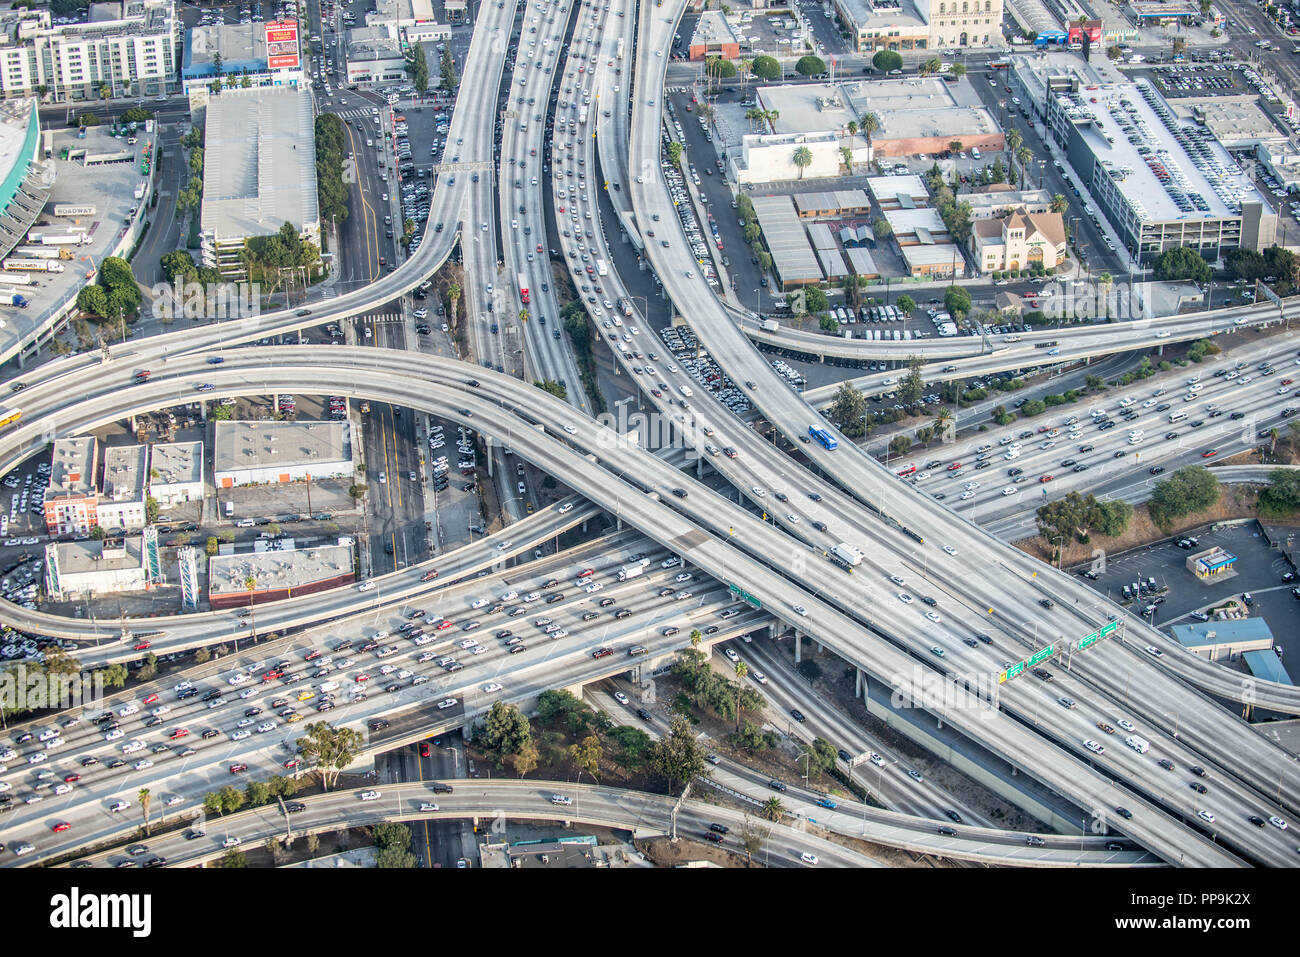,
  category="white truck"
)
[617,563,645,582]
[1125,735,1149,754]
[831,542,864,569]
[619,298,633,317]
[760,319,780,332]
